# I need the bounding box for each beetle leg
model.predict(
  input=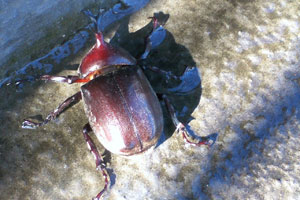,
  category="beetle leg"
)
[22,91,82,129]
[161,94,211,146]
[82,123,110,200]
[12,75,90,88]
[144,65,201,94]
[142,65,181,81]
[39,75,91,84]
